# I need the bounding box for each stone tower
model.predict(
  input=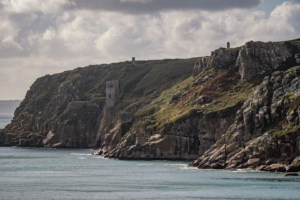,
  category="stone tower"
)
[227,42,230,49]
[132,57,136,66]
[106,80,119,107]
